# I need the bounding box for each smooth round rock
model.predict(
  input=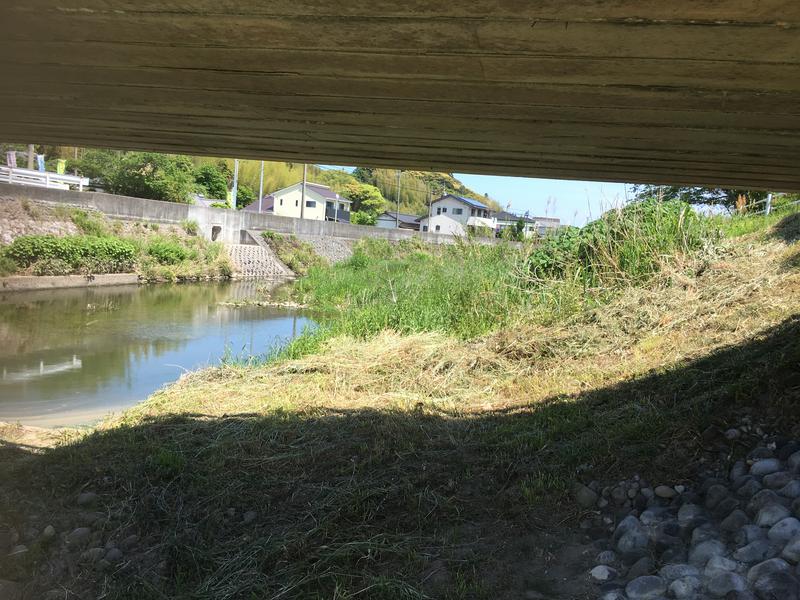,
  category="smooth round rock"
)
[763,472,794,490]
[678,504,704,527]
[738,479,764,499]
[748,491,784,516]
[734,540,781,564]
[756,504,792,527]
[65,527,92,548]
[767,517,800,543]
[706,485,731,509]
[655,485,678,499]
[704,555,739,577]
[736,524,767,546]
[669,575,702,599]
[625,575,667,599]
[689,539,727,567]
[781,536,800,564]
[659,563,700,581]
[597,550,617,565]
[722,509,751,532]
[76,492,98,507]
[104,548,123,564]
[747,558,792,585]
[753,571,800,600]
[574,483,599,508]
[80,547,105,563]
[779,481,800,499]
[590,565,617,582]
[627,556,655,579]
[41,525,56,540]
[751,459,783,477]
[705,571,747,598]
